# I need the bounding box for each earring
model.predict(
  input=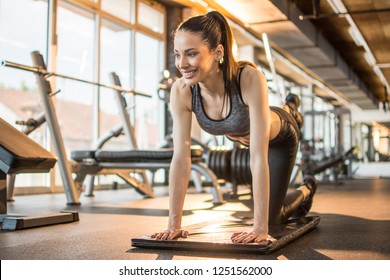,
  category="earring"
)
[219,57,224,65]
